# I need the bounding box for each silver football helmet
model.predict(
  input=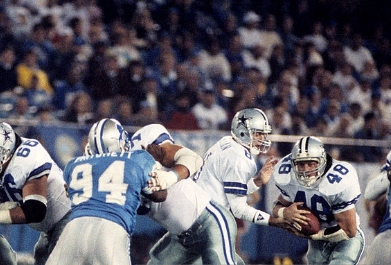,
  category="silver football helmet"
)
[231,108,272,155]
[0,122,16,173]
[88,118,129,155]
[291,136,327,187]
